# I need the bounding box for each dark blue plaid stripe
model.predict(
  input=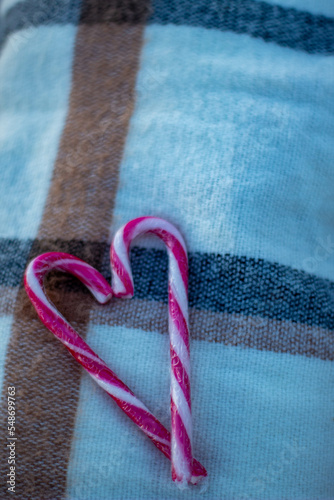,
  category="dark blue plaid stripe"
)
[150,0,334,54]
[1,238,333,332]
[1,0,333,54]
